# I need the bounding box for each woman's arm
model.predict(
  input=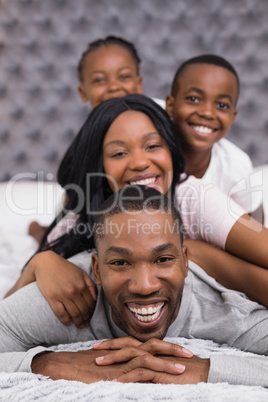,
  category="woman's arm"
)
[4,251,97,328]
[185,238,268,308]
